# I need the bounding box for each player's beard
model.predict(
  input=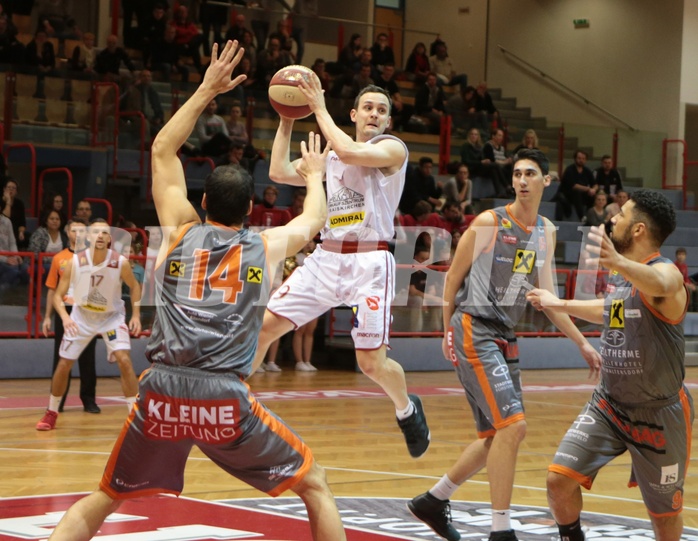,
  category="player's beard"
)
[611,225,633,254]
